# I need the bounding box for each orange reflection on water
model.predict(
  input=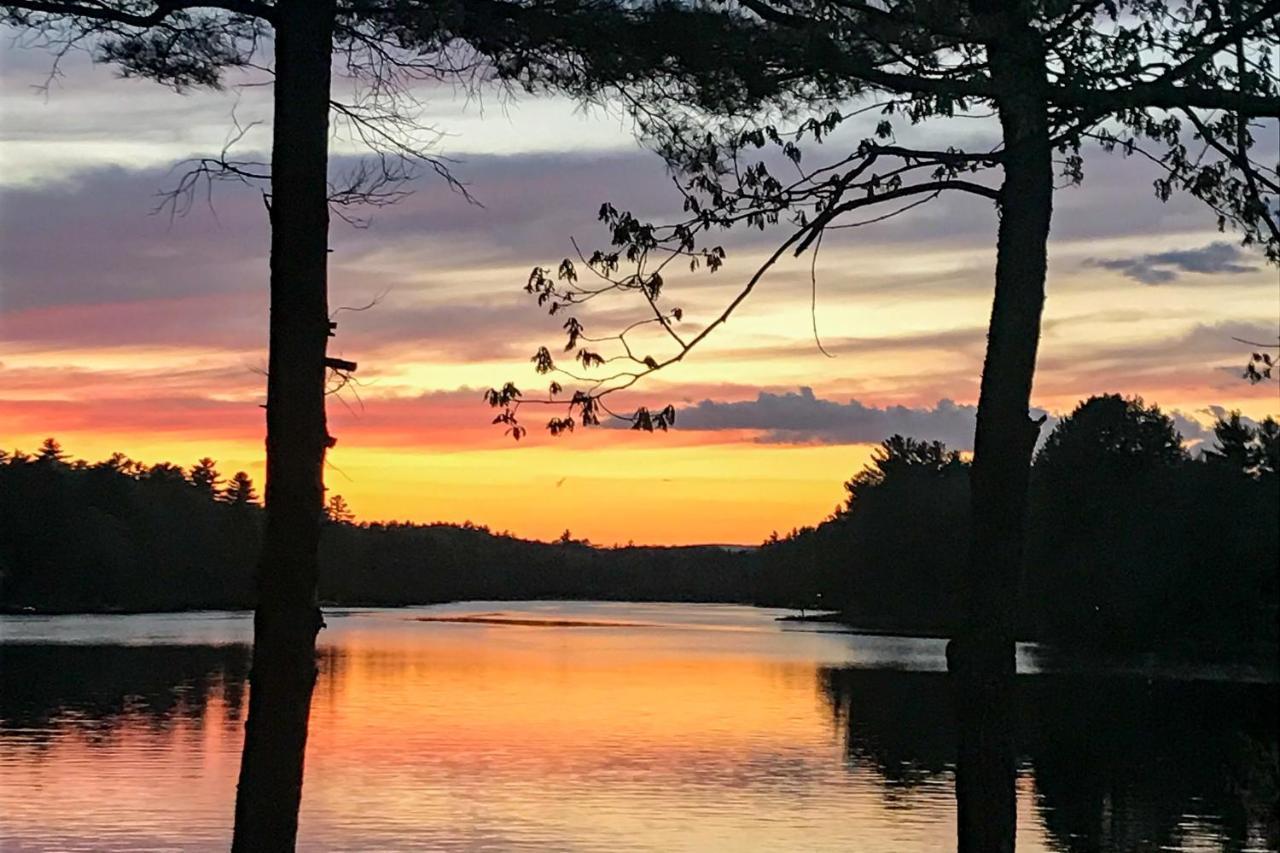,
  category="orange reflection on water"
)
[0,605,1088,852]
[296,609,968,852]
